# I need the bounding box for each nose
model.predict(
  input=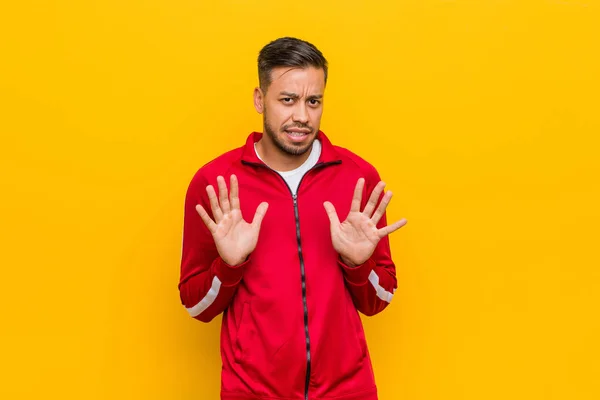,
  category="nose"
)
[292,103,309,124]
